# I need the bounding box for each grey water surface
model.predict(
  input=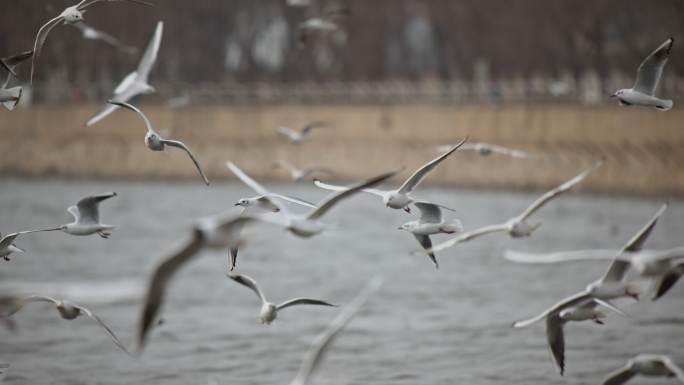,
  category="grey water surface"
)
[0,178,682,385]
